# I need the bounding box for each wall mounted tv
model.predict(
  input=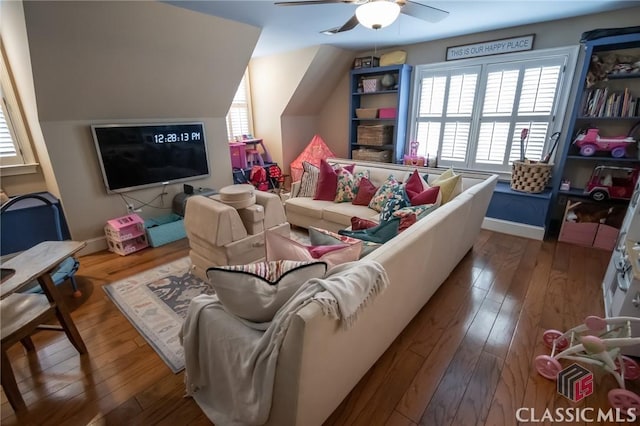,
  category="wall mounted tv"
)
[91,122,210,193]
